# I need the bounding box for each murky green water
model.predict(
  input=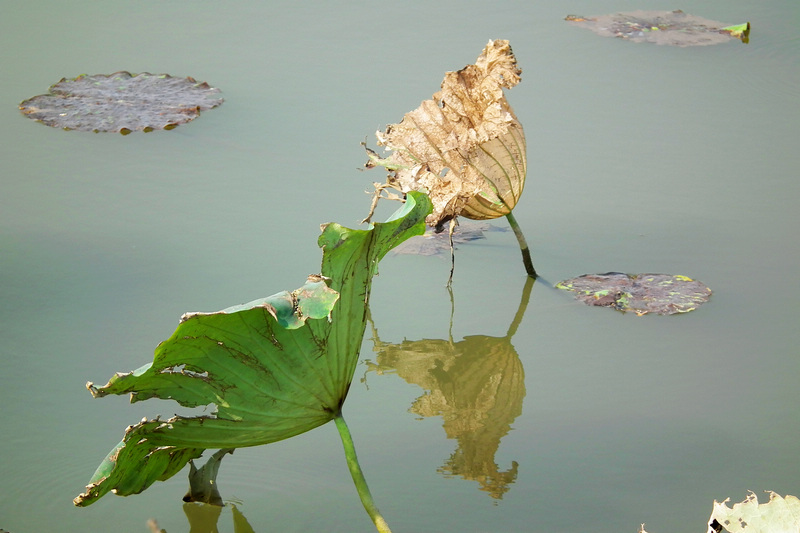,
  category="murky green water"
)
[2,1,798,532]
